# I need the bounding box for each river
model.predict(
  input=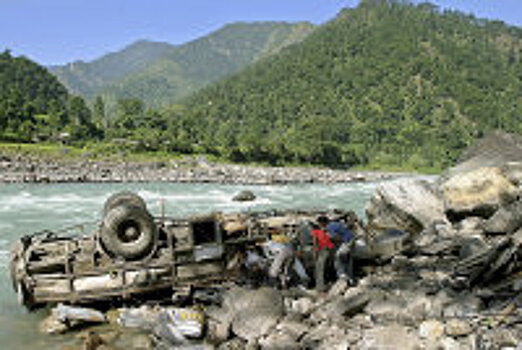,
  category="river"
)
[0,181,386,349]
